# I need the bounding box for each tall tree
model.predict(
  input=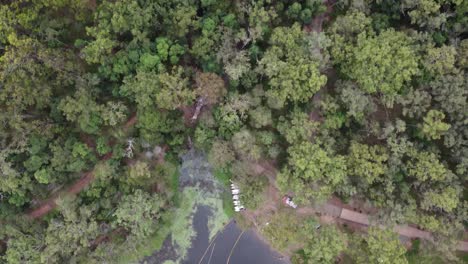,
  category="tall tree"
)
[257,23,327,108]
[113,190,164,239]
[349,227,408,264]
[278,142,347,203]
